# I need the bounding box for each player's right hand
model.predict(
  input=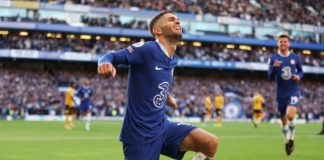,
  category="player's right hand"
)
[273,59,281,67]
[97,63,116,78]
[292,74,300,81]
